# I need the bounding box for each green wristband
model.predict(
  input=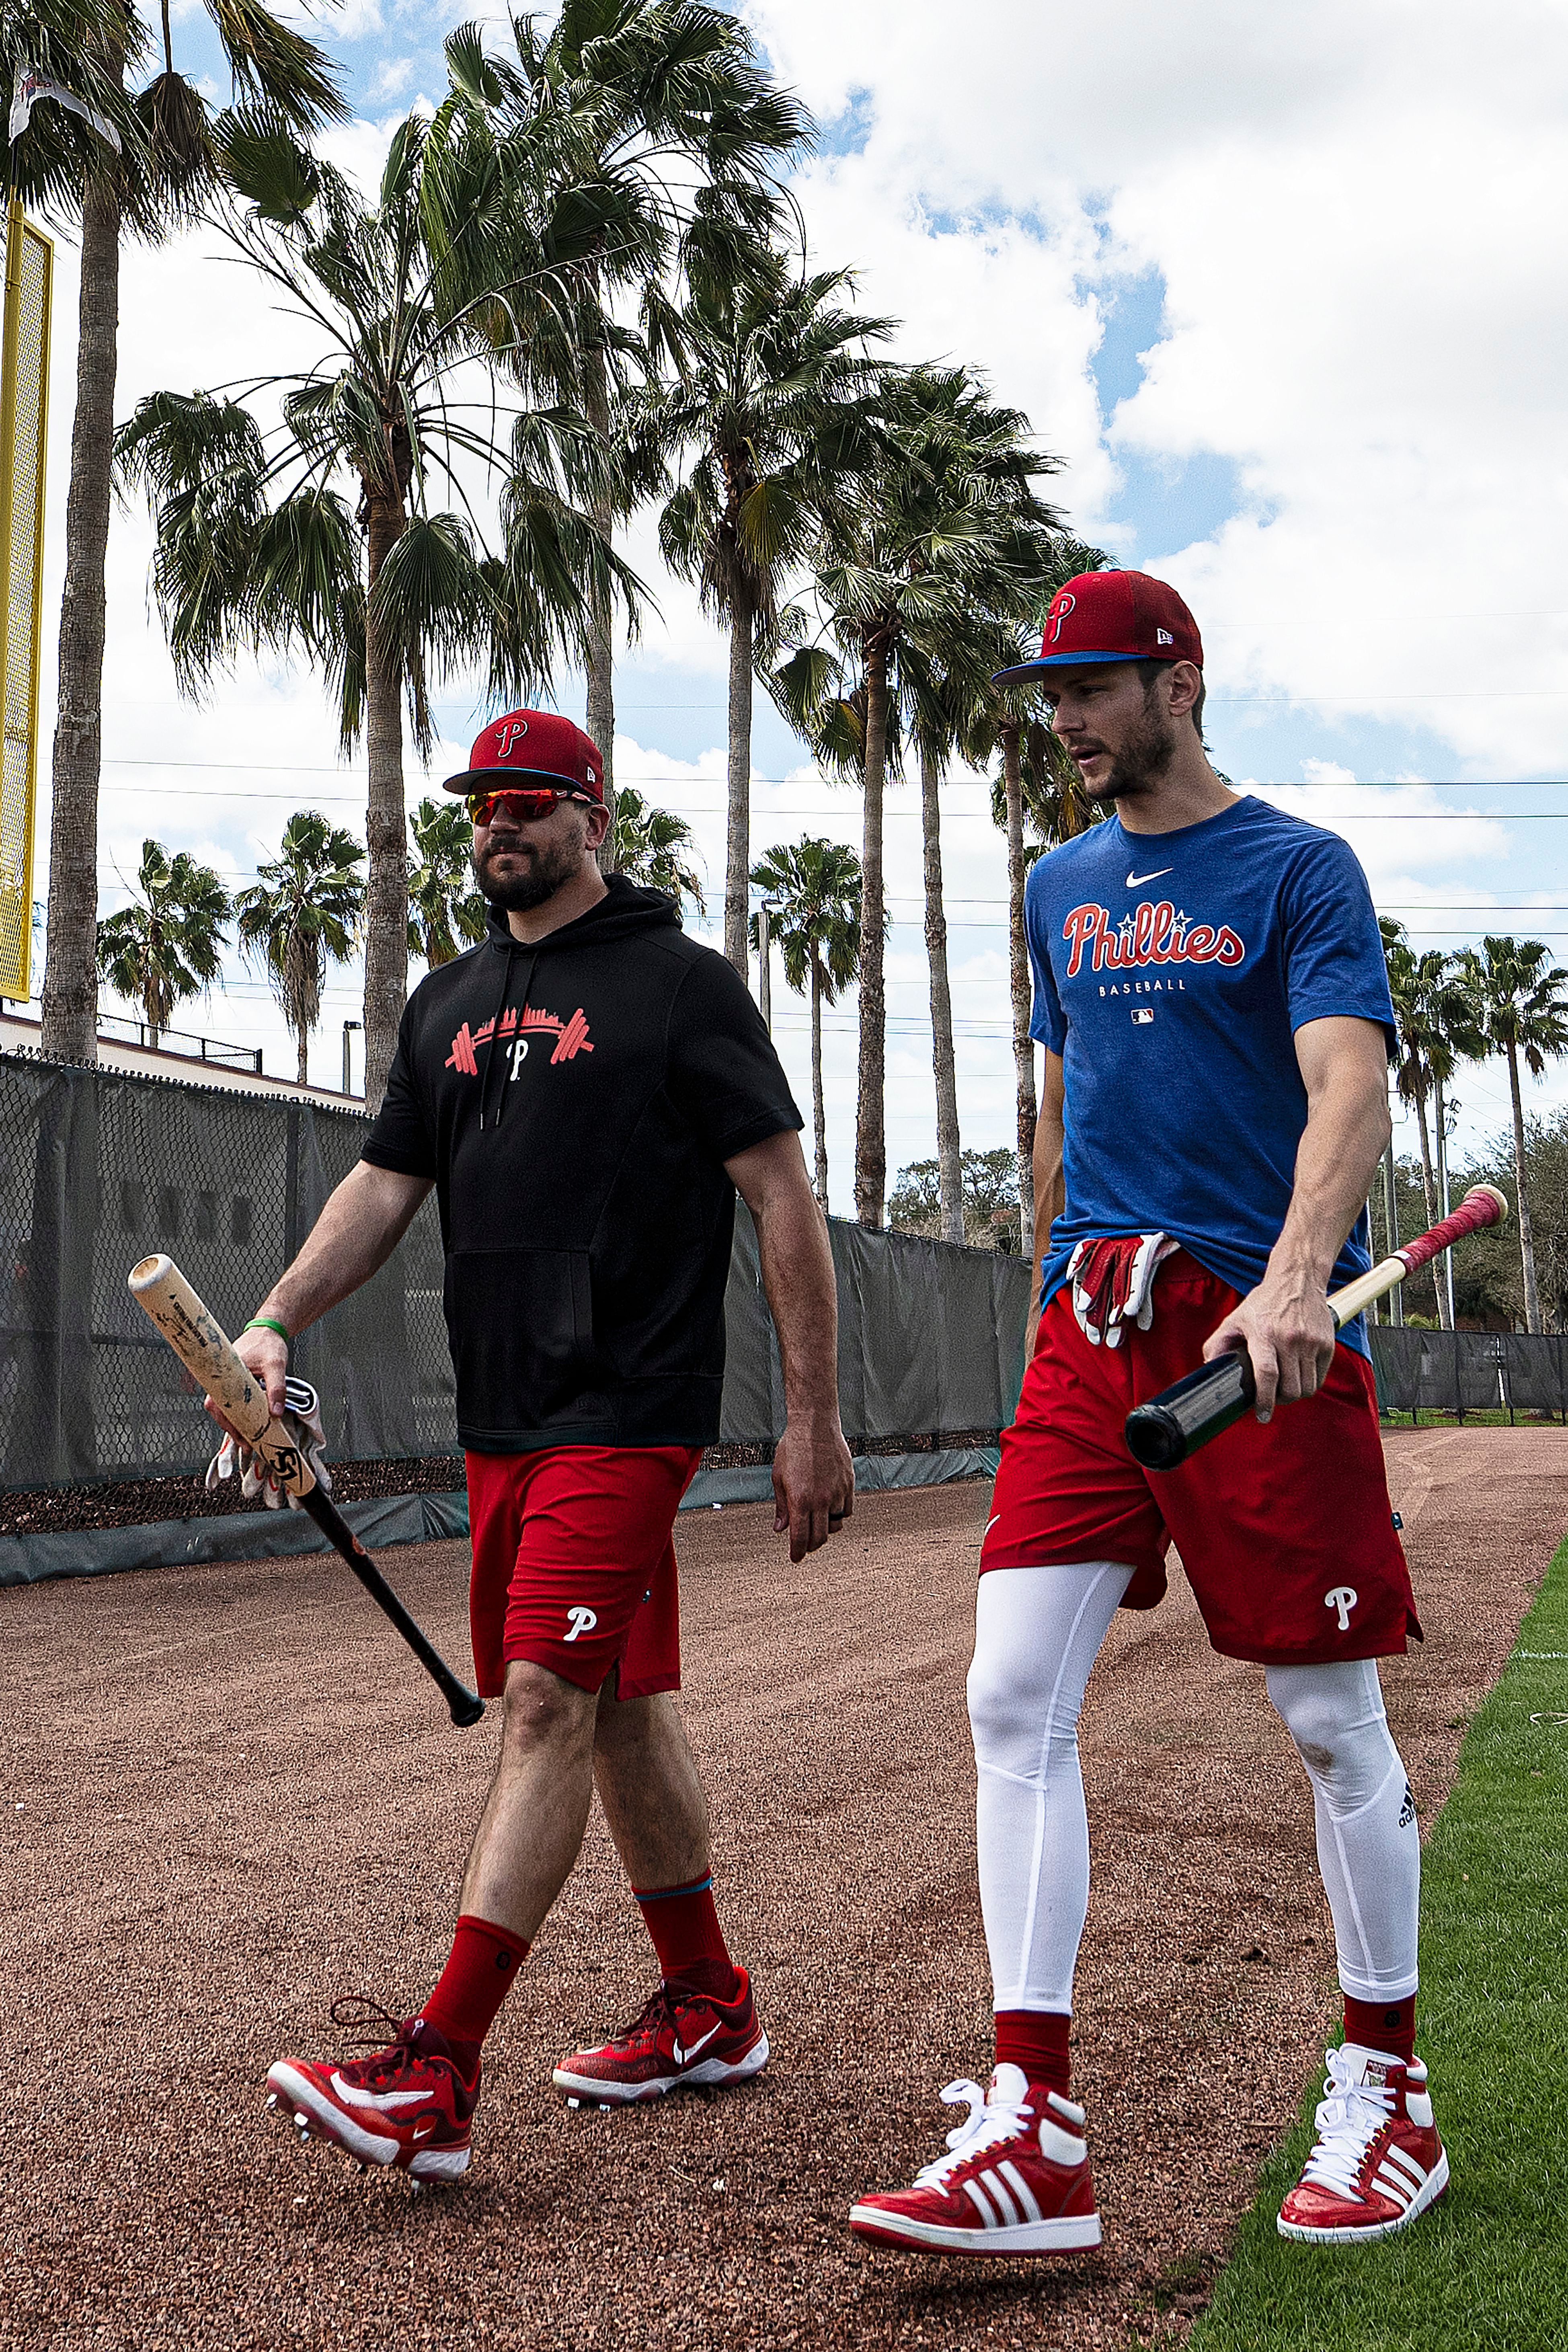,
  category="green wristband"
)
[243,1317,291,1345]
